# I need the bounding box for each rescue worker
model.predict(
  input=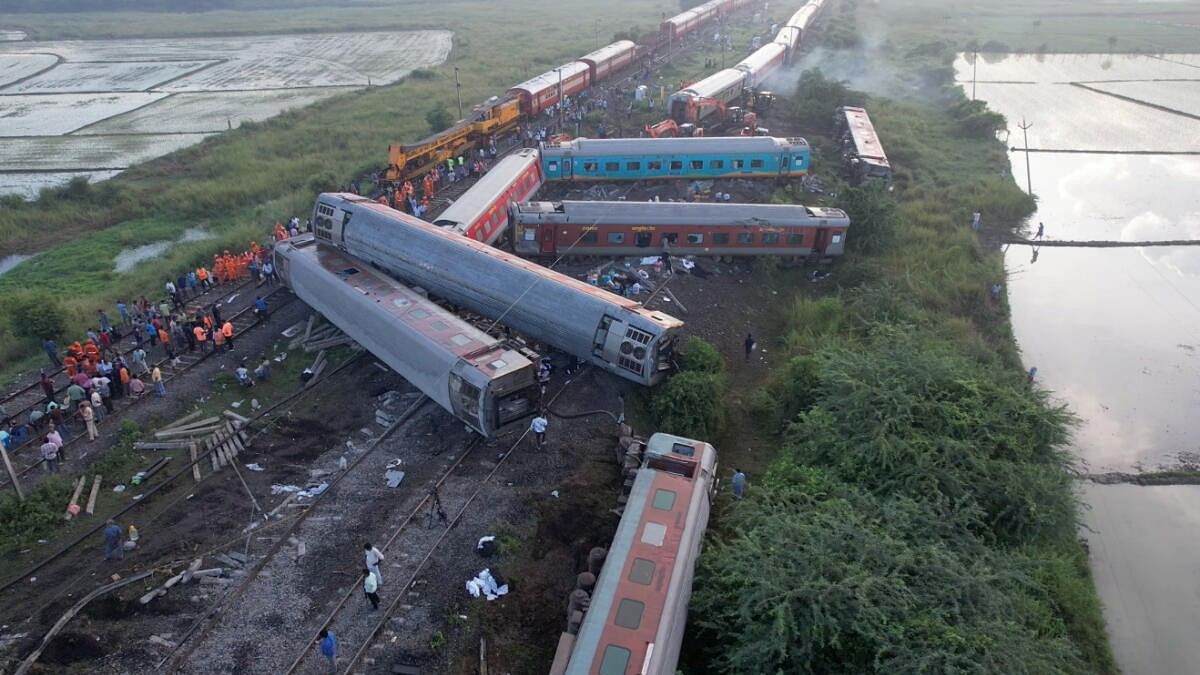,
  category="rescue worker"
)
[221,320,235,351]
